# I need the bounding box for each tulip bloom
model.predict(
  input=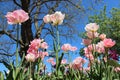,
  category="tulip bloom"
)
[70,46,77,51]
[43,11,65,26]
[85,23,99,32]
[61,43,77,52]
[37,51,49,60]
[40,42,49,49]
[103,38,115,48]
[99,33,106,40]
[72,57,86,70]
[43,14,51,23]
[61,43,72,52]
[114,67,120,72]
[82,39,92,45]
[5,9,29,24]
[50,11,65,26]
[27,38,48,60]
[47,58,56,66]
[25,53,36,62]
[96,41,105,53]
